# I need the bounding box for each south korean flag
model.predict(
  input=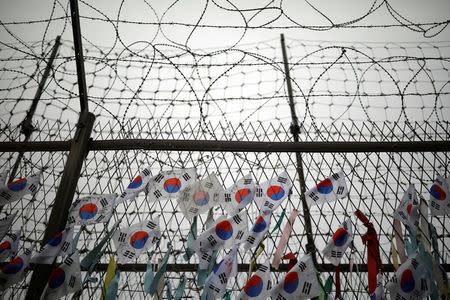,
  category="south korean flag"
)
[386,252,430,299]
[322,219,353,266]
[177,174,224,220]
[0,228,21,262]
[112,218,161,263]
[222,174,256,215]
[0,211,17,242]
[66,194,115,227]
[270,254,321,300]
[204,246,238,299]
[195,211,248,252]
[40,251,82,300]
[237,261,271,299]
[31,227,74,264]
[243,212,271,251]
[255,172,292,214]
[305,171,348,208]
[116,166,152,205]
[146,168,197,202]
[370,273,386,300]
[393,184,419,230]
[0,245,33,291]
[0,172,41,206]
[429,174,450,216]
